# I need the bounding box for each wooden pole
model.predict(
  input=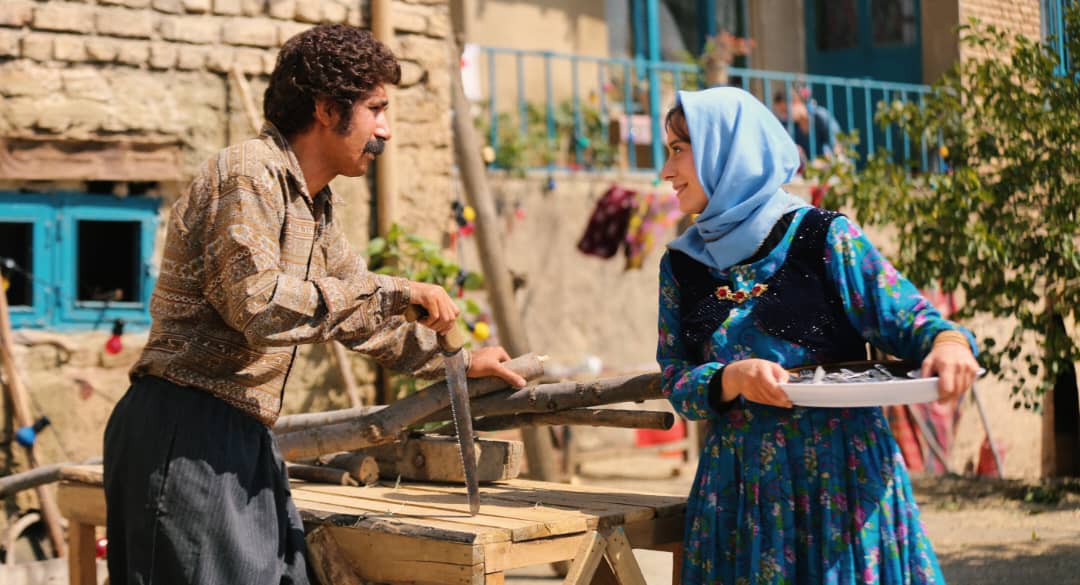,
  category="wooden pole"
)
[0,290,67,557]
[424,373,664,423]
[450,52,560,481]
[436,408,675,434]
[372,0,397,237]
[329,341,365,408]
[275,353,545,461]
